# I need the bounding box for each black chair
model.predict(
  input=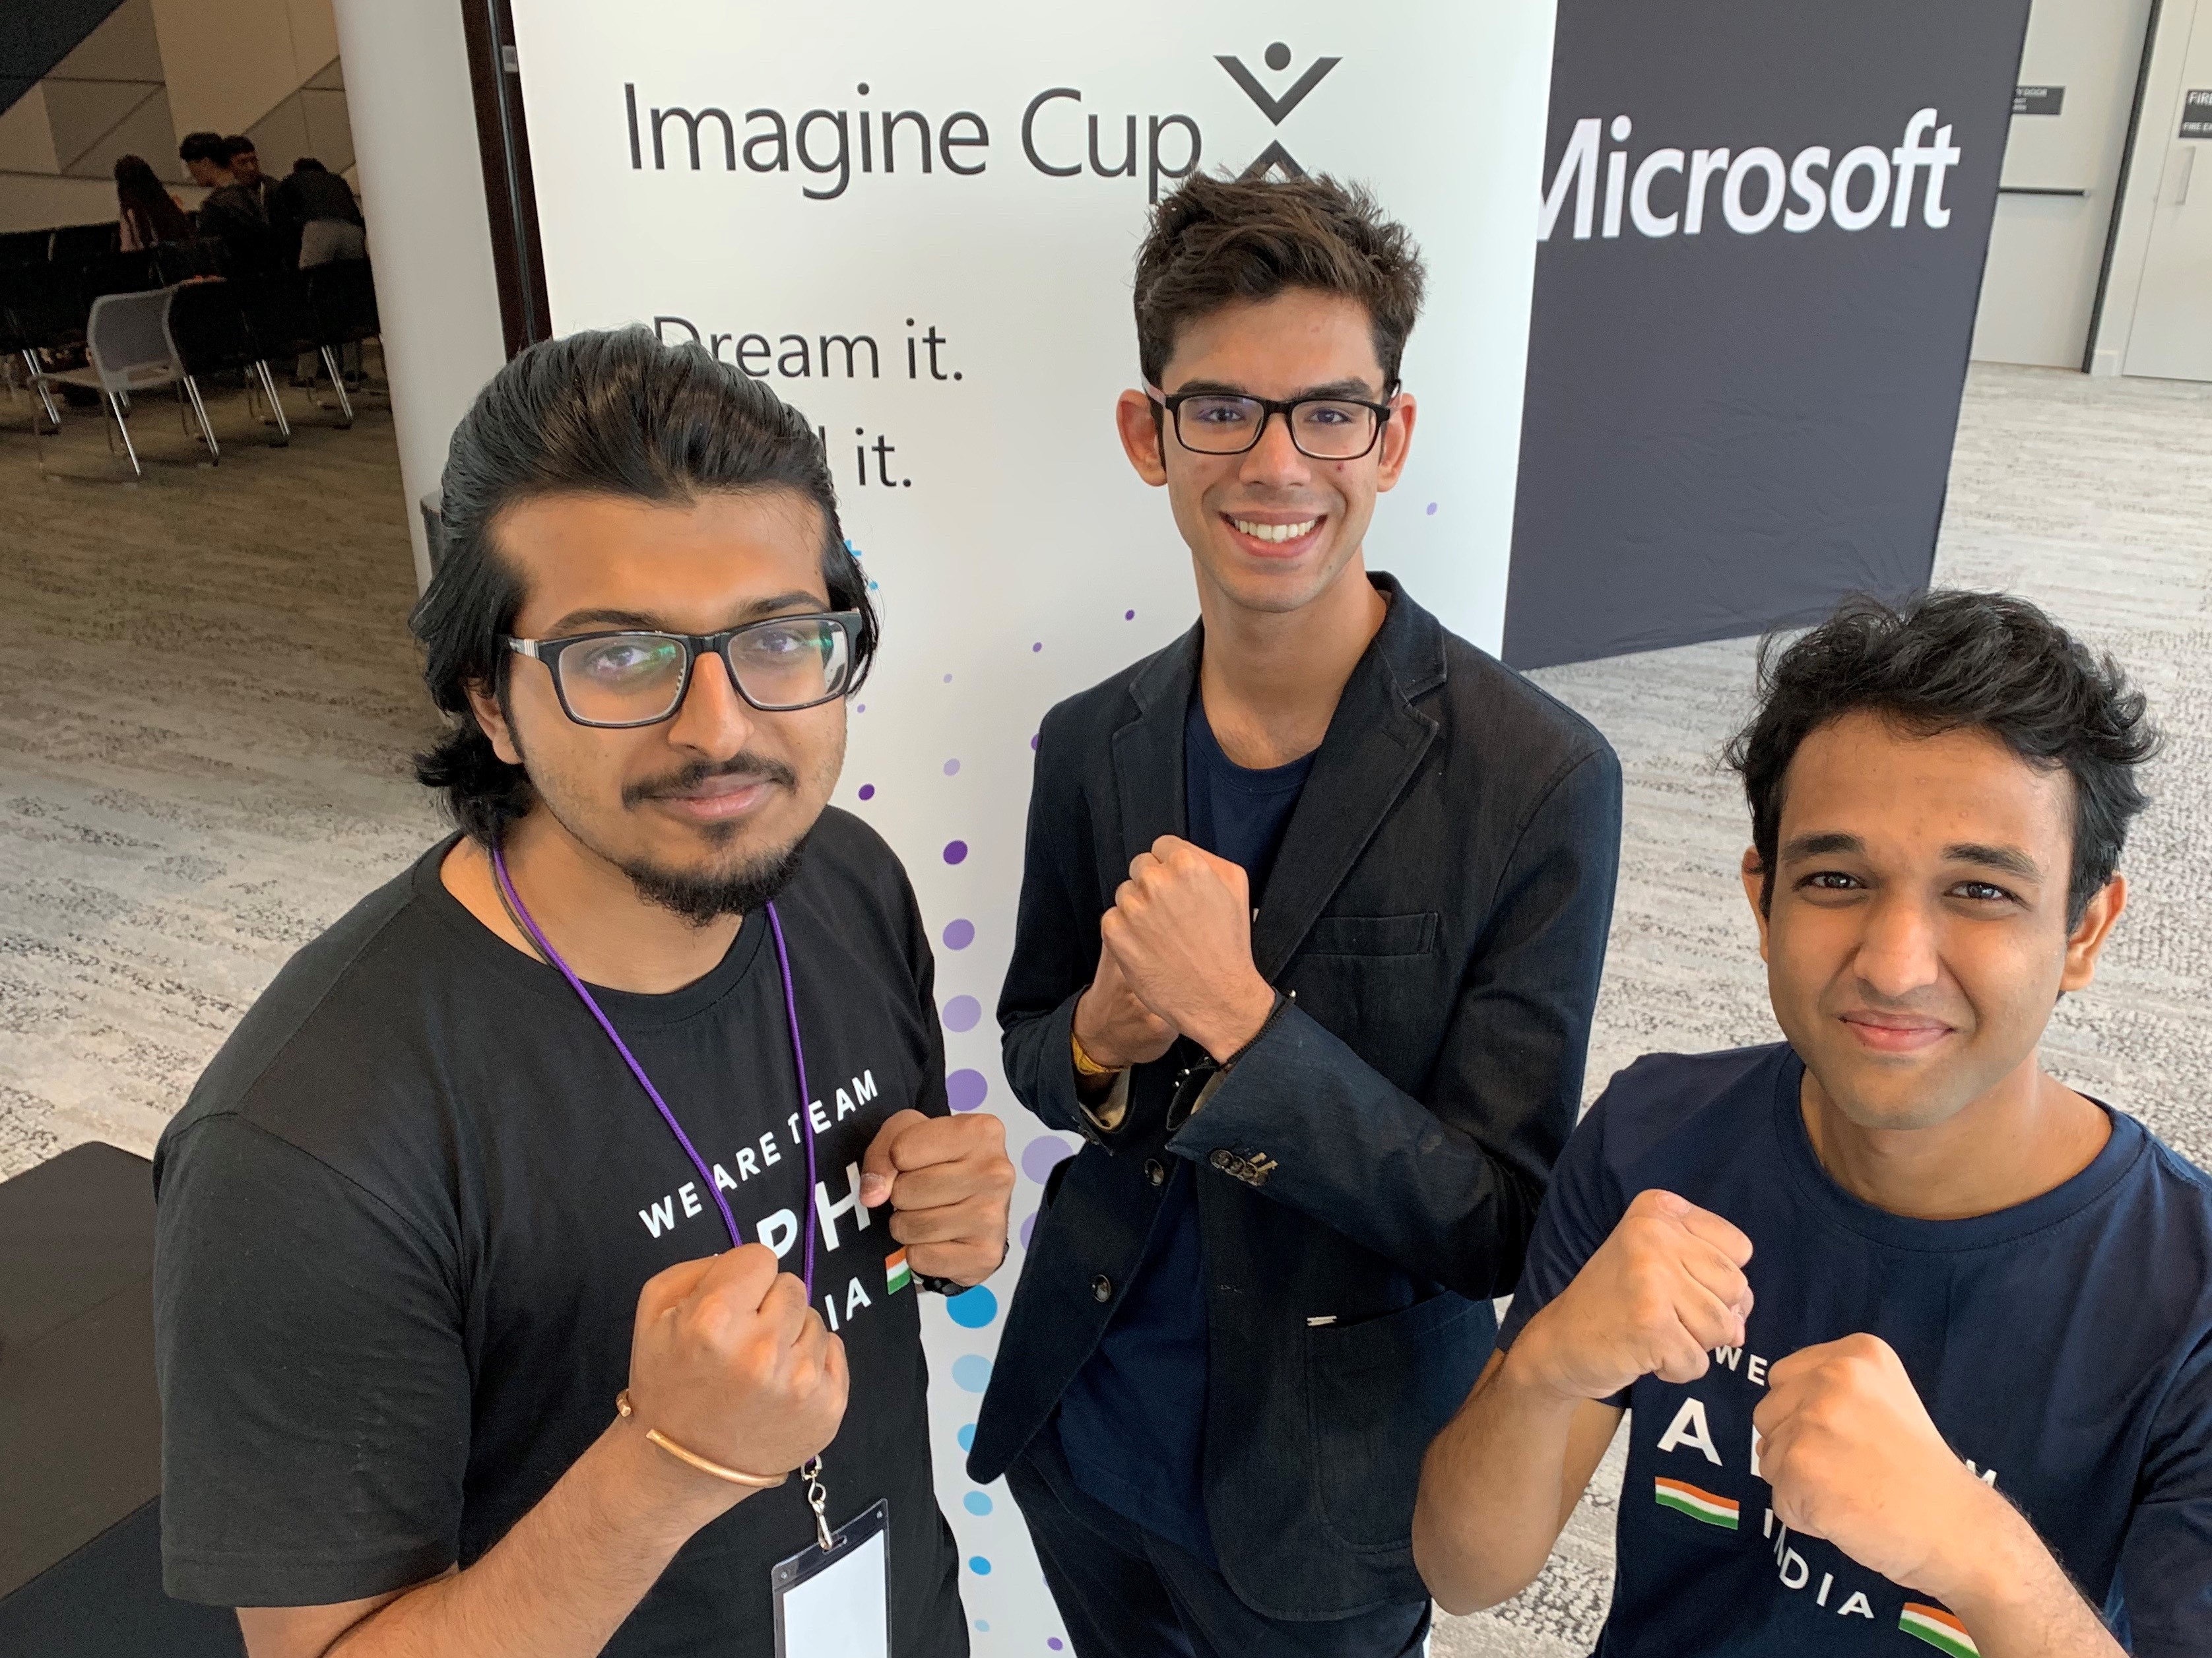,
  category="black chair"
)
[0,228,50,267]
[232,271,344,429]
[151,238,228,286]
[165,280,289,459]
[0,296,59,431]
[77,249,161,303]
[302,258,379,422]
[0,262,87,431]
[48,221,119,263]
